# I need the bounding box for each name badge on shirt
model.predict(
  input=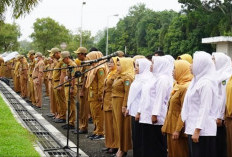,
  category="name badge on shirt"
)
[125,80,130,86]
[90,91,93,98]
[222,80,226,86]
